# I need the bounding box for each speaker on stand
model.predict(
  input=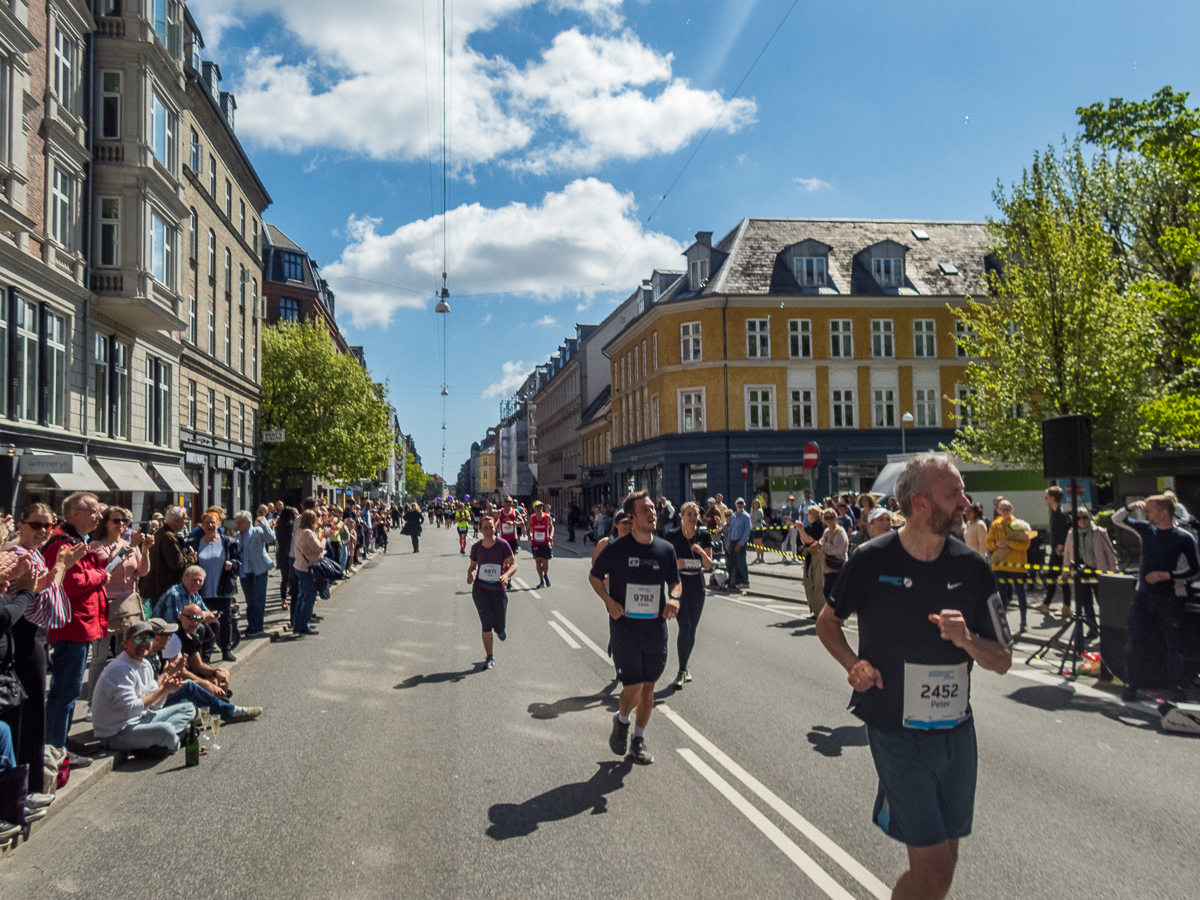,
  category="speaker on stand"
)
[1027,415,1094,676]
